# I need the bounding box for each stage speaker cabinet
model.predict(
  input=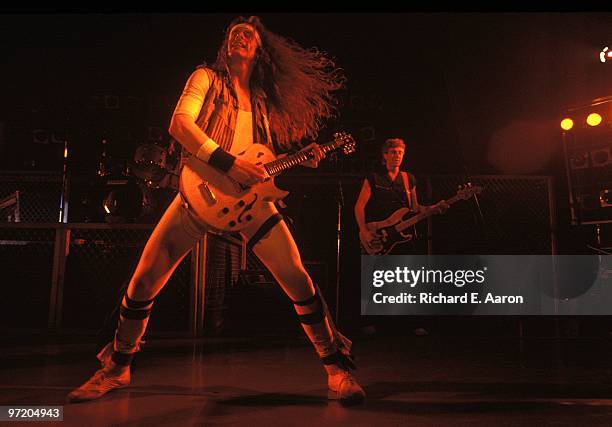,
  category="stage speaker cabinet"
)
[61,226,192,333]
[564,126,612,225]
[0,226,55,329]
[562,97,612,224]
[426,175,554,254]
